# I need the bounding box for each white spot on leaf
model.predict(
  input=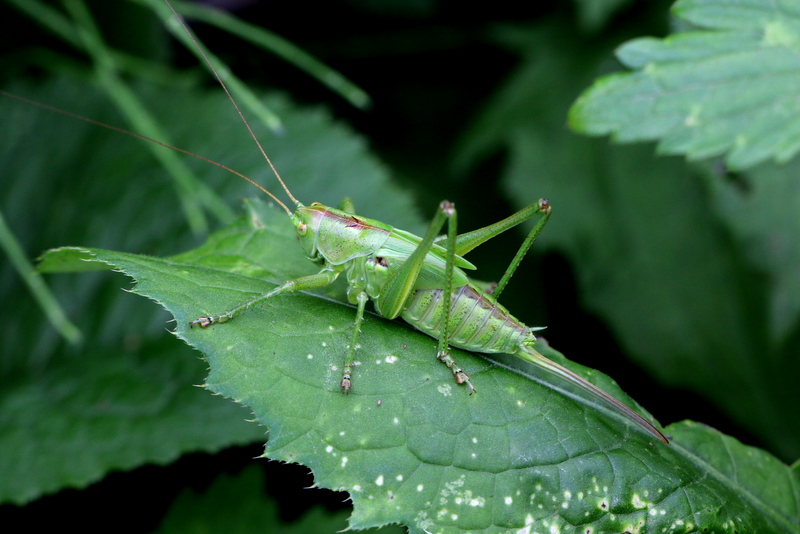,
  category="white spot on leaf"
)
[631,493,647,509]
